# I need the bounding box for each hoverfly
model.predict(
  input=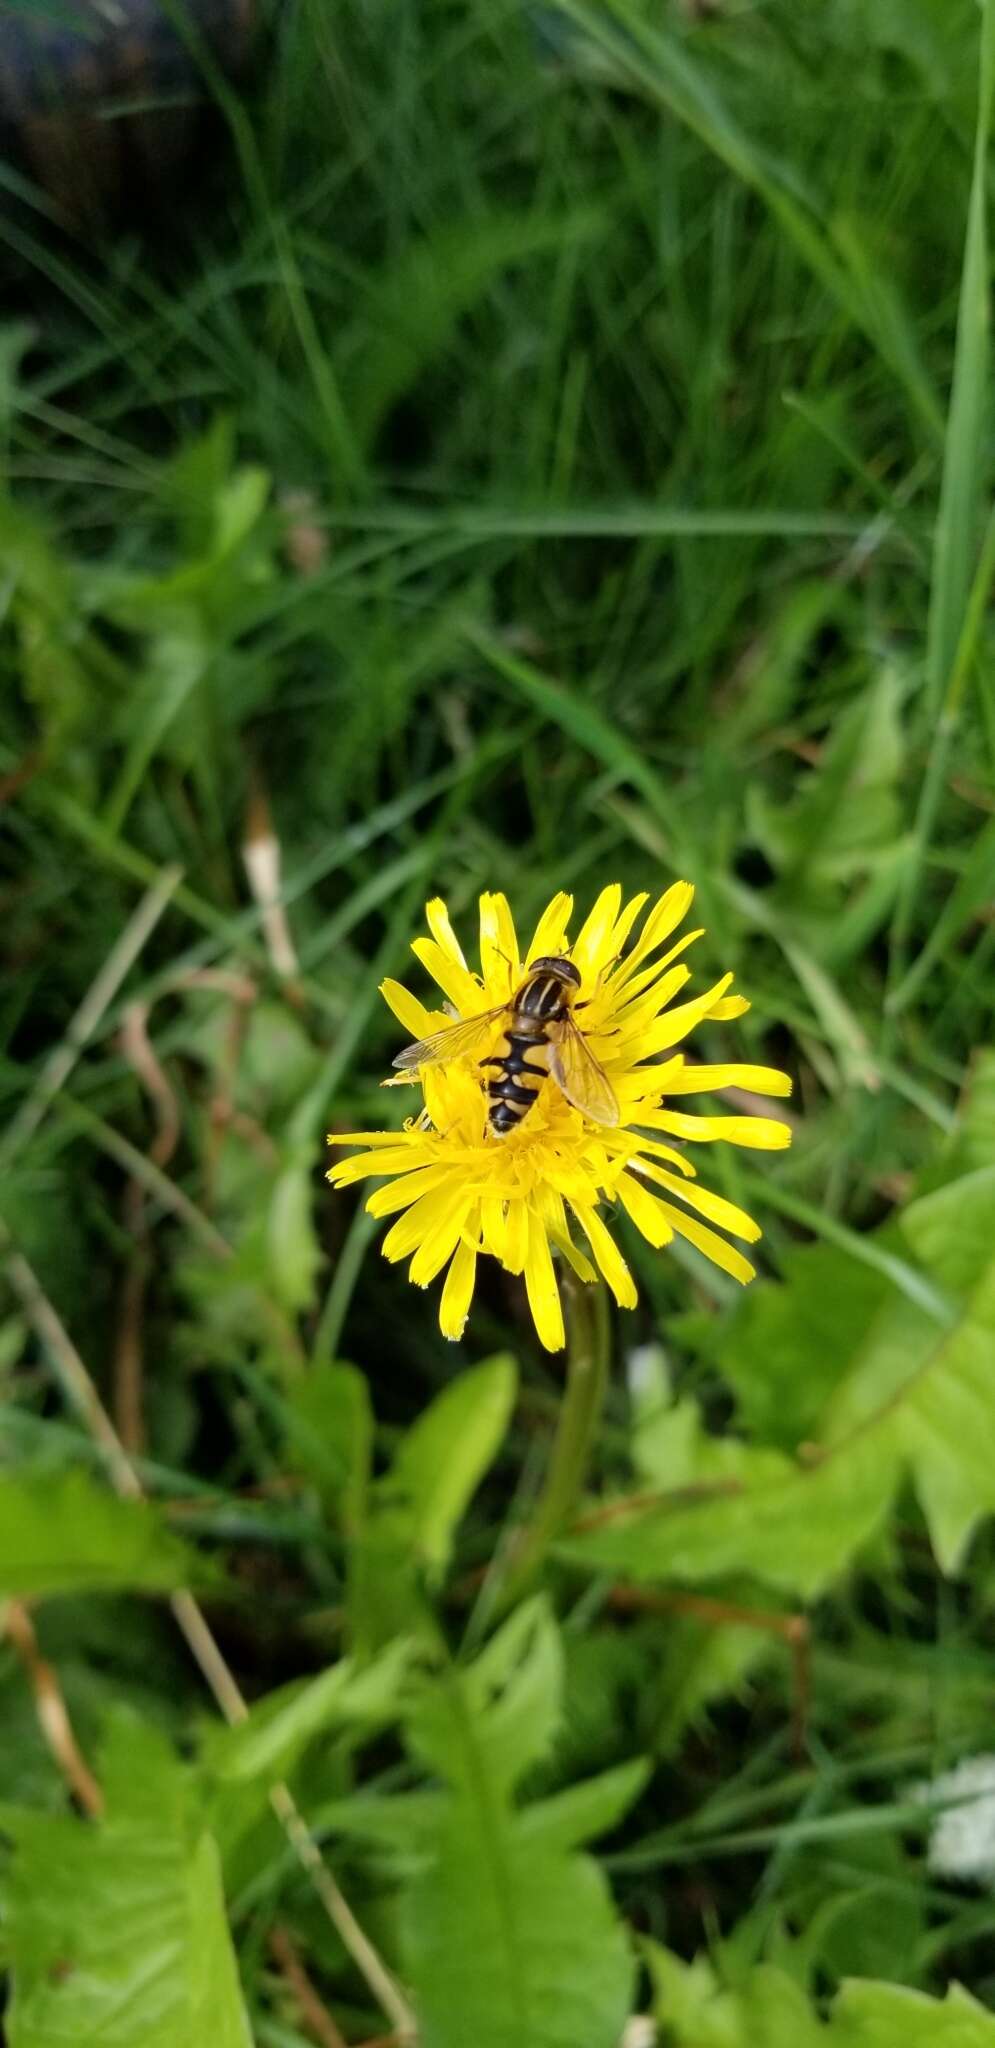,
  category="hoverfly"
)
[392,955,620,1137]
